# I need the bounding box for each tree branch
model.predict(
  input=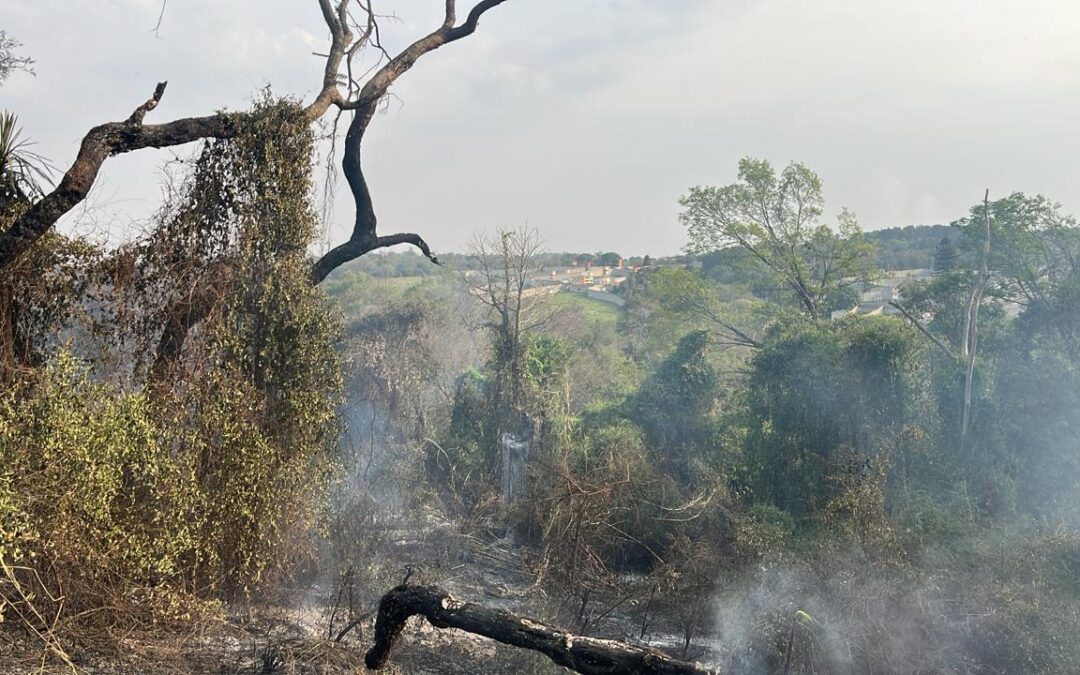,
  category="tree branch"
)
[311,0,510,282]
[888,300,956,358]
[0,83,236,272]
[1,0,512,285]
[126,81,168,124]
[311,231,438,284]
[365,584,718,675]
